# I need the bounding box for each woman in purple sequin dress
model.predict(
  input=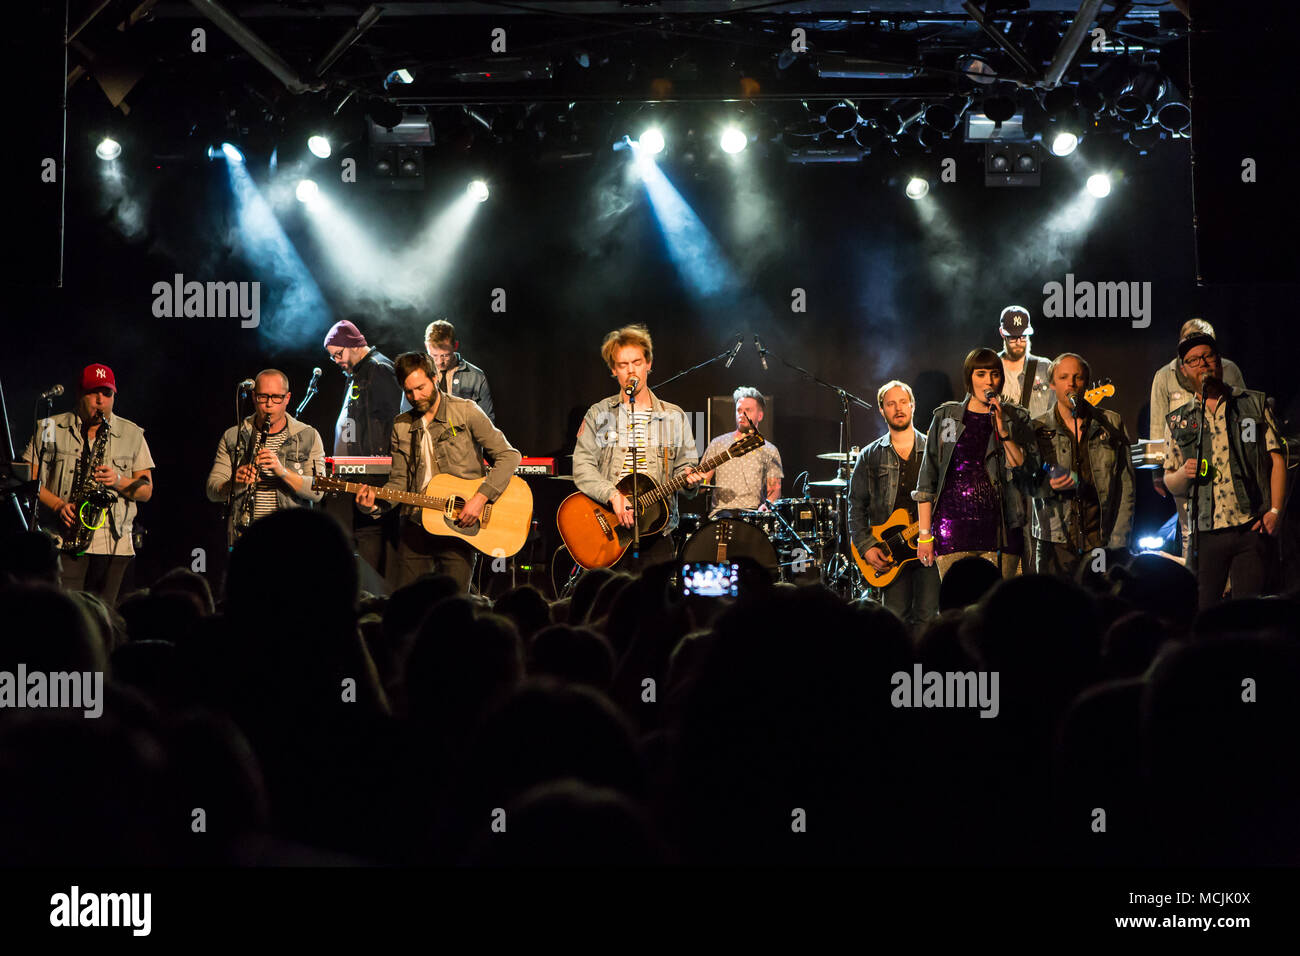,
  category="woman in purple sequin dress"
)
[913,349,1032,578]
